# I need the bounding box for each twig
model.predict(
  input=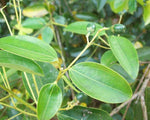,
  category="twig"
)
[0,84,37,112]
[122,64,150,119]
[55,26,76,99]
[110,64,150,117]
[140,95,148,120]
[140,61,150,64]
